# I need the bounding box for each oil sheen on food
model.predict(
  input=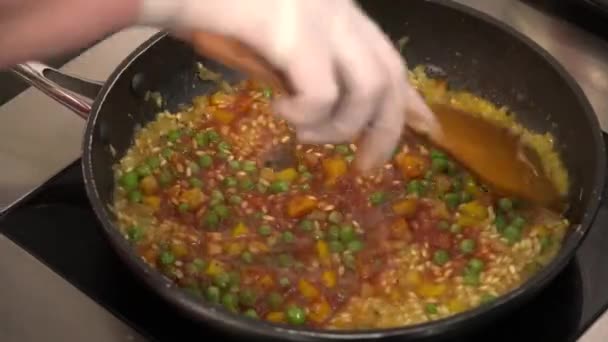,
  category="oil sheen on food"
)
[112,68,569,329]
